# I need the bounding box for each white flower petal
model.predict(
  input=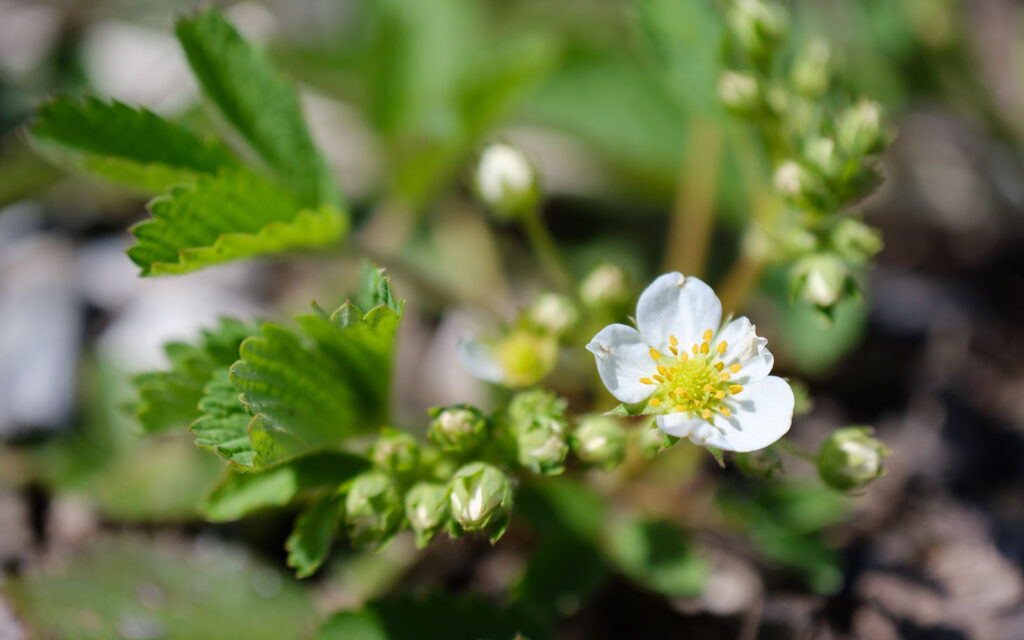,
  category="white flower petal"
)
[695,376,794,452]
[586,324,656,404]
[714,316,774,384]
[456,335,505,384]
[636,272,722,352]
[656,413,704,438]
